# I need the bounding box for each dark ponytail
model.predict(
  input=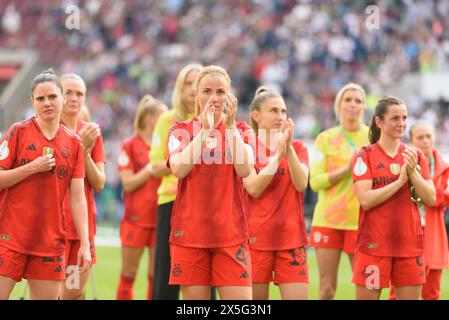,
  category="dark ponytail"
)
[369,95,405,144]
